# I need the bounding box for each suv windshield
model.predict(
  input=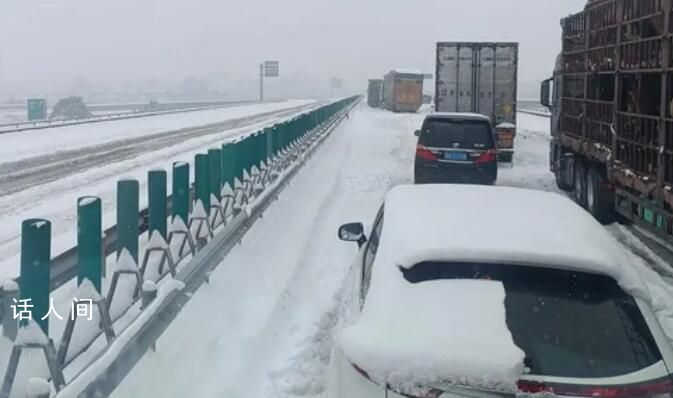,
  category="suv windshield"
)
[419,119,494,149]
[401,262,662,379]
